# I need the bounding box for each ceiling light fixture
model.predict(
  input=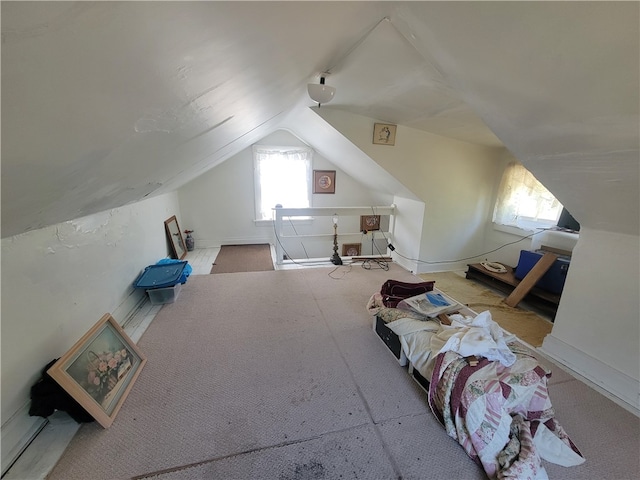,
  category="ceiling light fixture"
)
[307,73,335,107]
[306,18,392,108]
